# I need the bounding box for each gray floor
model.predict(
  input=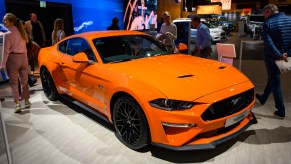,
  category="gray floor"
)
[1,33,291,164]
